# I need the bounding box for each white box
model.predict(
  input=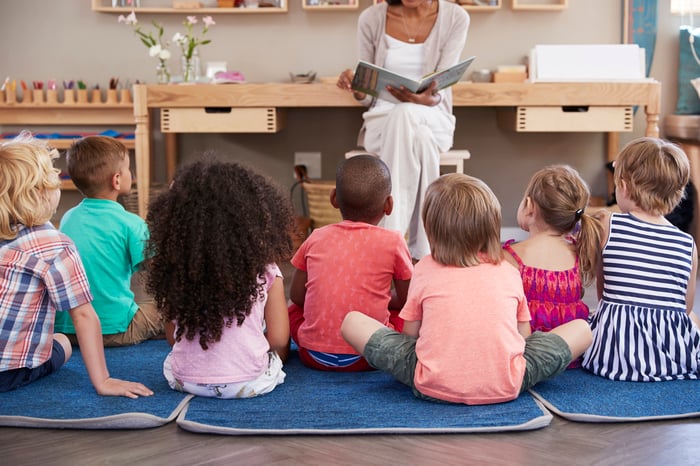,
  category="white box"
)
[530,44,647,82]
